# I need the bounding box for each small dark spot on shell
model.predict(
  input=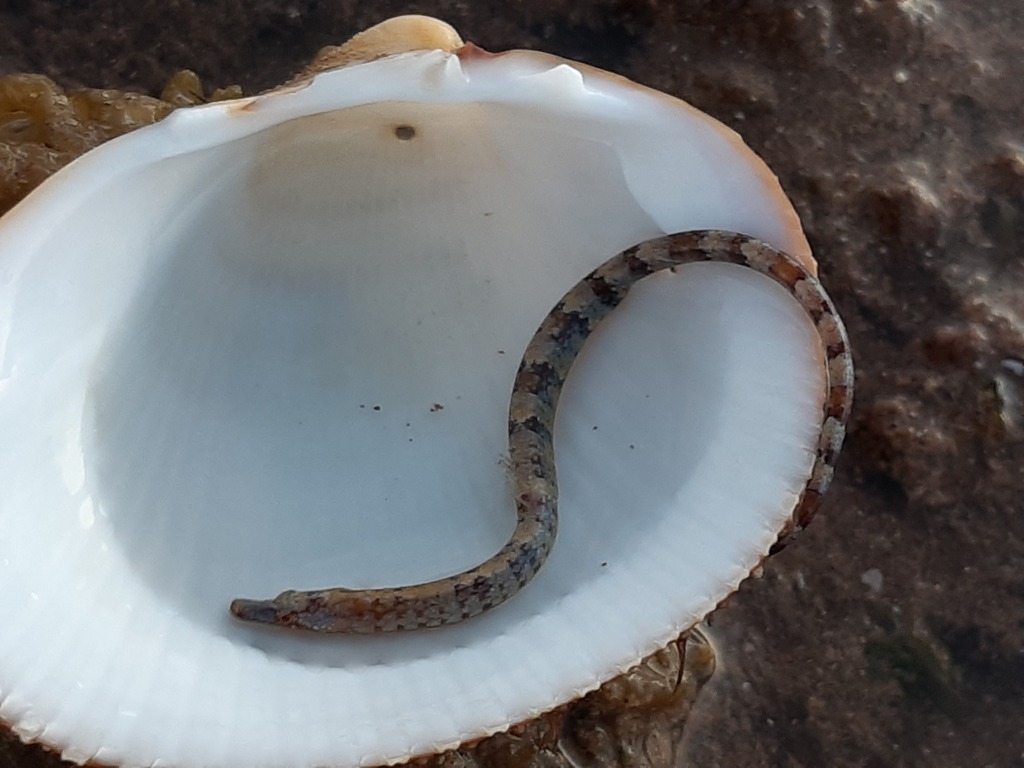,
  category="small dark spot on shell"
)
[373,405,381,411]
[431,403,444,413]
[592,425,599,431]
[394,124,416,140]
[601,562,608,567]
